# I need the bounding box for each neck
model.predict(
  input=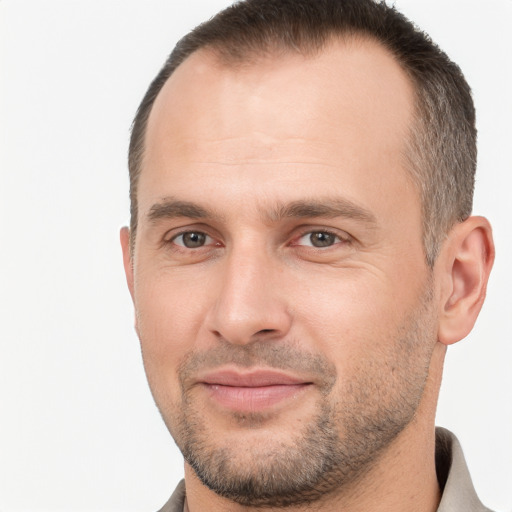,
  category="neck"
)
[185,343,446,512]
